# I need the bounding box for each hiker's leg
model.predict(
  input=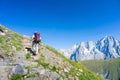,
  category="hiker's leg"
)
[33,43,38,55]
[36,43,38,54]
[32,41,35,50]
[32,41,34,49]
